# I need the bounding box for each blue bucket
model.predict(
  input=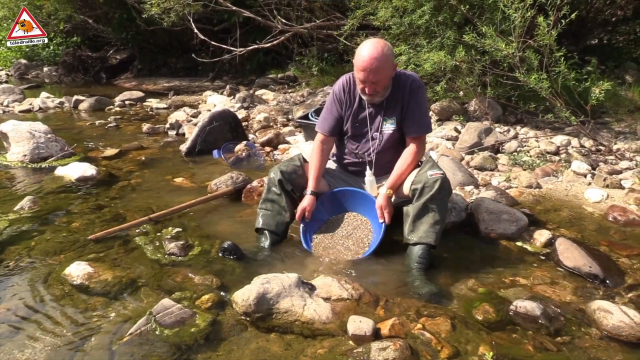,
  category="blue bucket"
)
[300,187,386,258]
